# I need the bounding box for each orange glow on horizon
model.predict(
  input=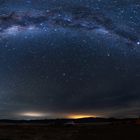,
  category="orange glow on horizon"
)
[67,114,97,119]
